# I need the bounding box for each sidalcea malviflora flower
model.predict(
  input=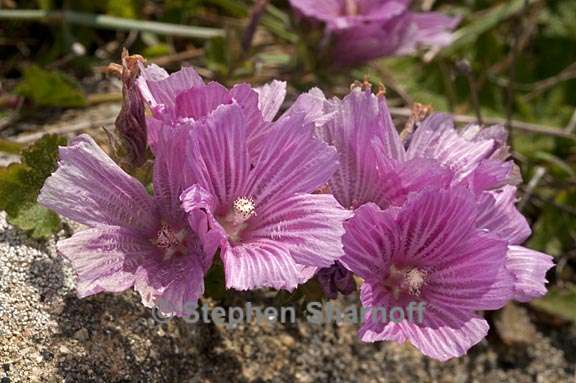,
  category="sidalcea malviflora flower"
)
[341,188,514,361]
[289,0,460,66]
[178,98,351,292]
[316,88,553,359]
[38,133,211,316]
[135,63,327,161]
